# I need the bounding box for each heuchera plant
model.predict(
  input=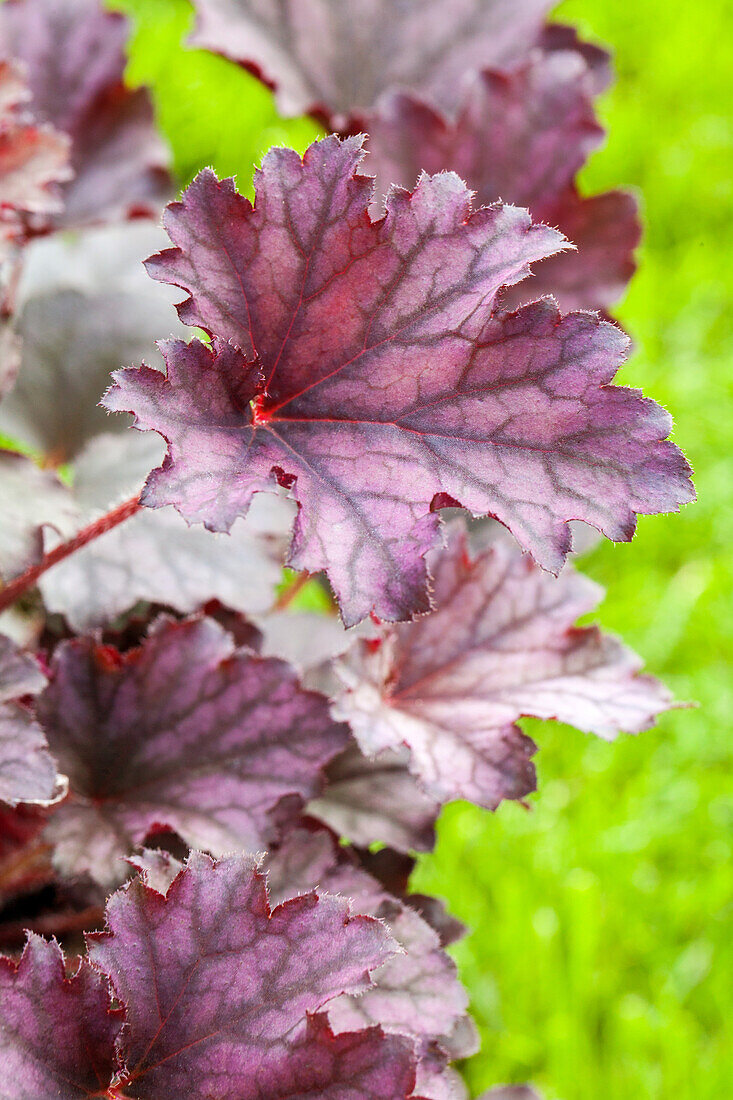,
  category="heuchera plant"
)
[0,1,693,1097]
